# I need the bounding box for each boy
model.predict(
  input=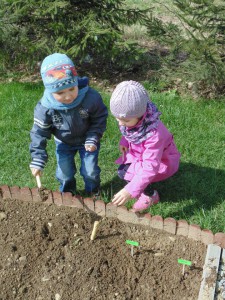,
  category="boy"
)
[30,53,108,195]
